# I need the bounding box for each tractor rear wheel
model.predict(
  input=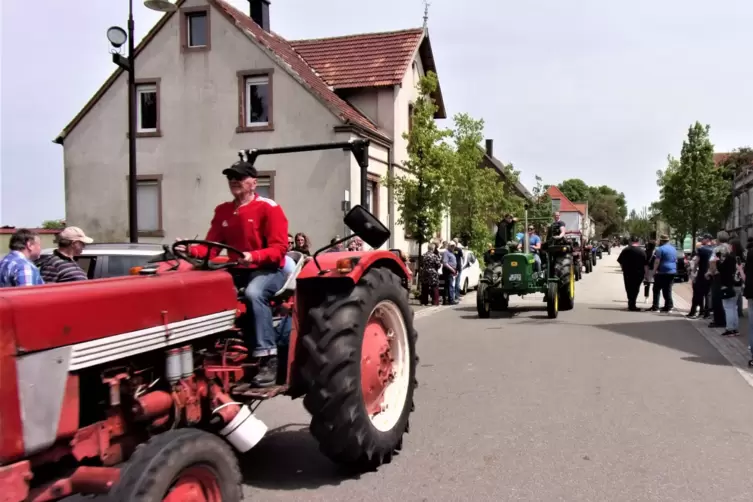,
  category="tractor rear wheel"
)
[110,429,241,502]
[546,282,559,318]
[554,255,574,311]
[477,282,491,318]
[301,267,418,471]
